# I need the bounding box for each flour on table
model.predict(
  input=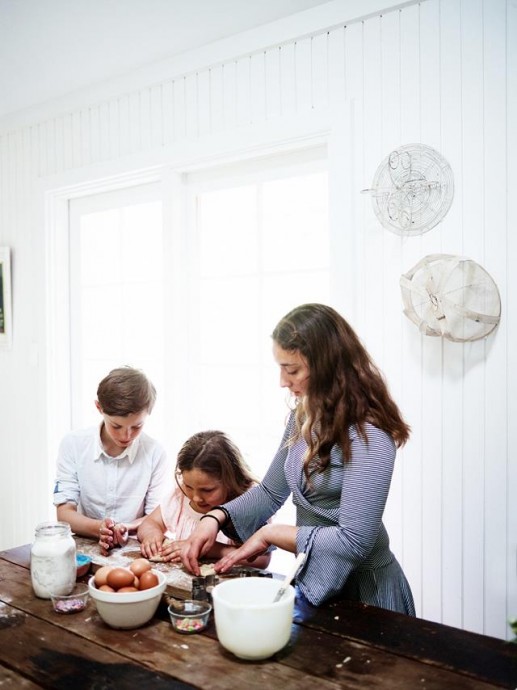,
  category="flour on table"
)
[74,536,193,592]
